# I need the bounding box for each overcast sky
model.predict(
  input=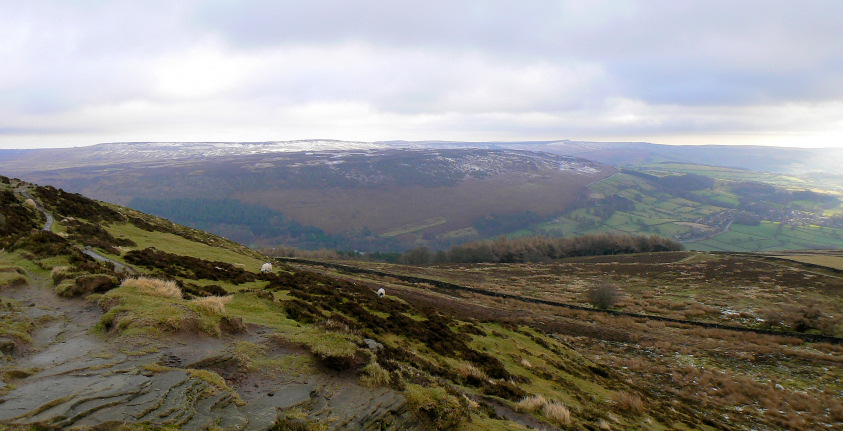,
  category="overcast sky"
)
[2,0,842,149]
